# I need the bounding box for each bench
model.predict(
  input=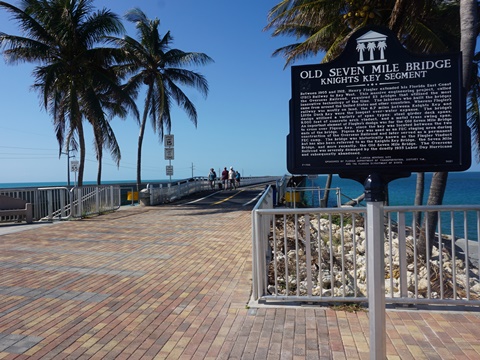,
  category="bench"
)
[0,195,33,224]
